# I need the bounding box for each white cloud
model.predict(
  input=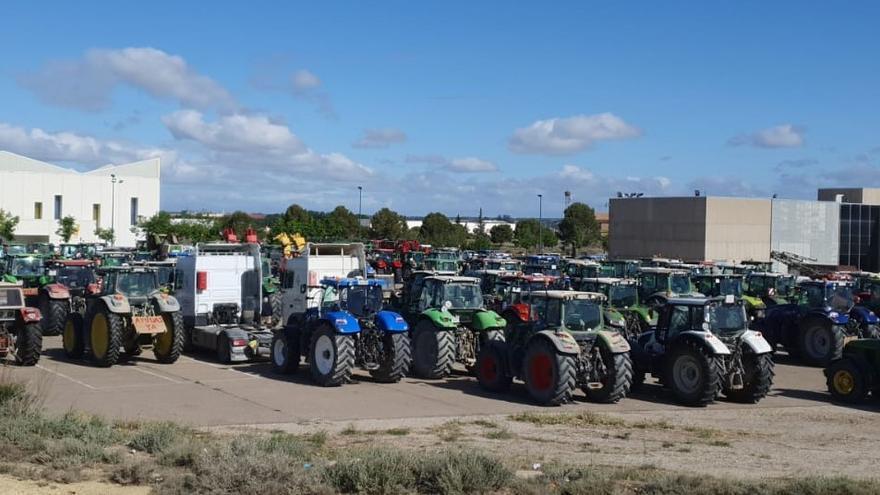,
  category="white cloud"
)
[508,113,641,155]
[291,69,321,92]
[404,154,448,165]
[447,157,498,173]
[353,128,408,149]
[19,47,237,112]
[728,124,805,149]
[162,110,305,154]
